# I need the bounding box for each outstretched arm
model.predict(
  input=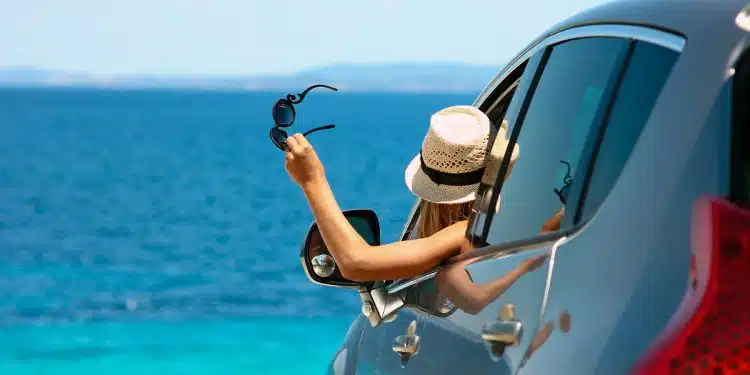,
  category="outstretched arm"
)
[285,133,465,282]
[435,254,547,315]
